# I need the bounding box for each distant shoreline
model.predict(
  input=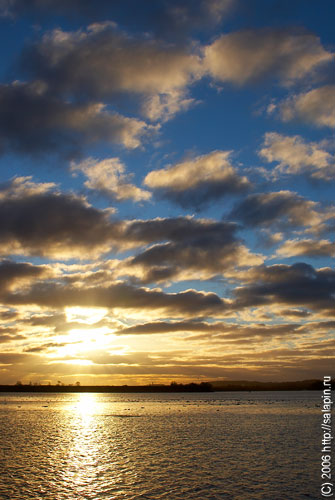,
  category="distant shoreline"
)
[0,379,331,393]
